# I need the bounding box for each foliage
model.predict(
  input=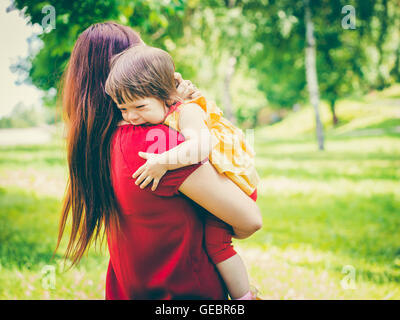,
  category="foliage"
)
[10,0,187,103]
[8,0,400,127]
